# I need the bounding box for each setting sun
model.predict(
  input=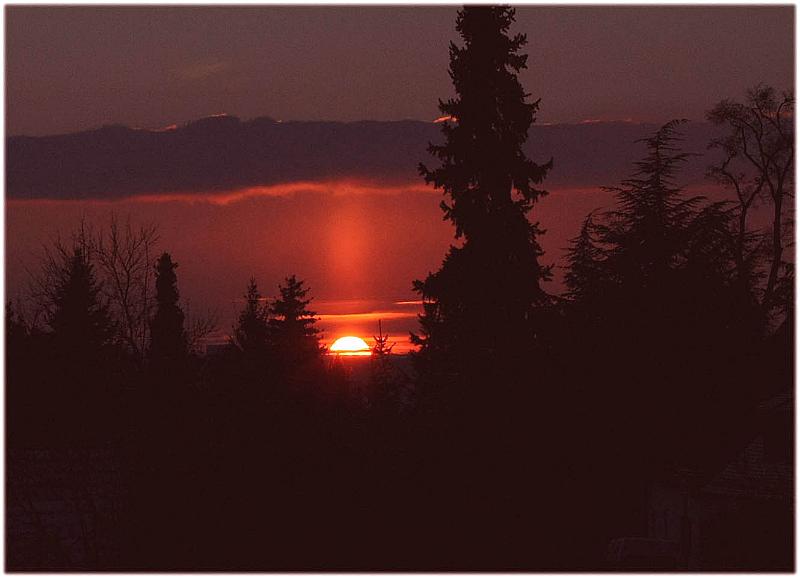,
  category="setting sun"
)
[329,335,371,356]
